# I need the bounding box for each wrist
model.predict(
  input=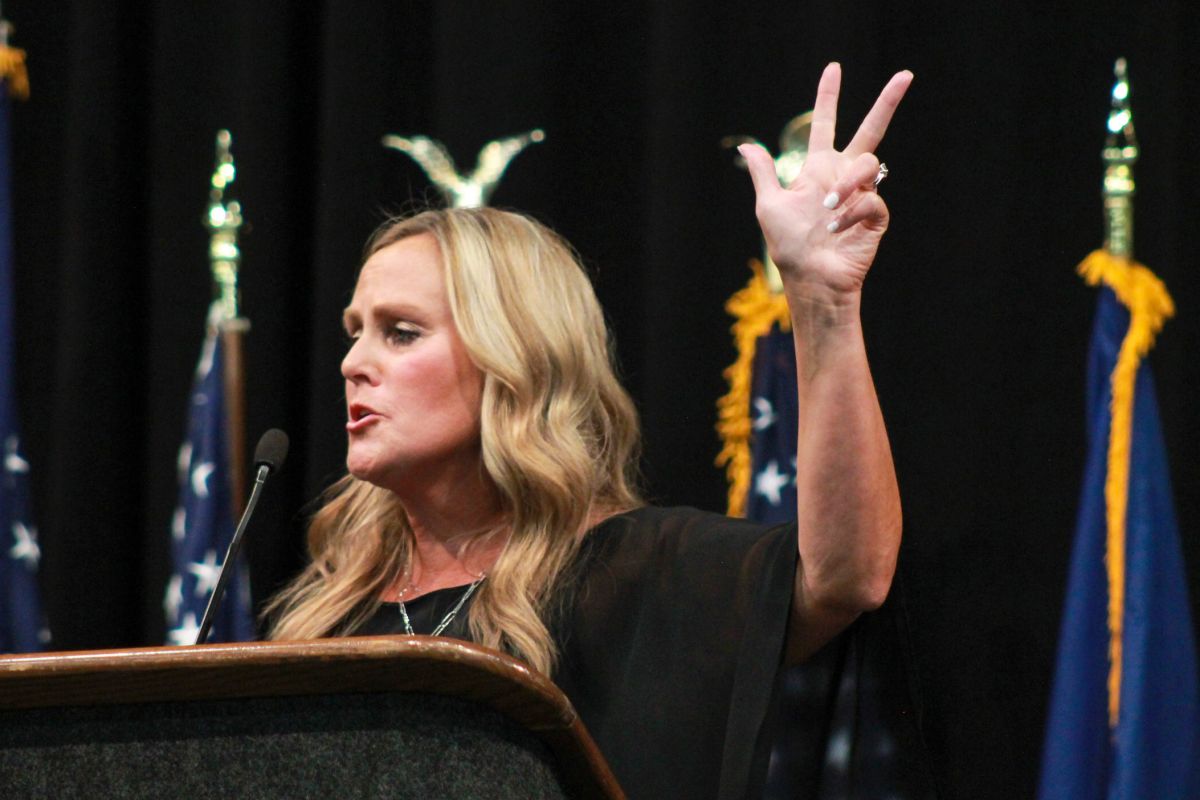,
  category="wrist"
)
[784,283,863,328]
